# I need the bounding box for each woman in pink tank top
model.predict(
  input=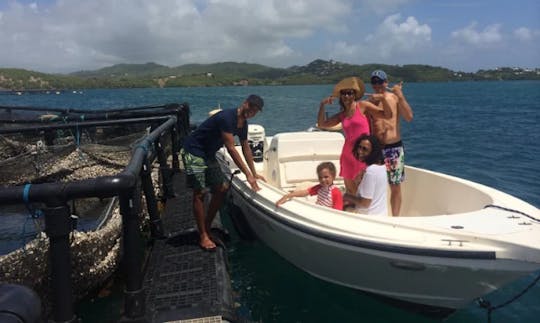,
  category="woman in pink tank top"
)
[317,77,392,195]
